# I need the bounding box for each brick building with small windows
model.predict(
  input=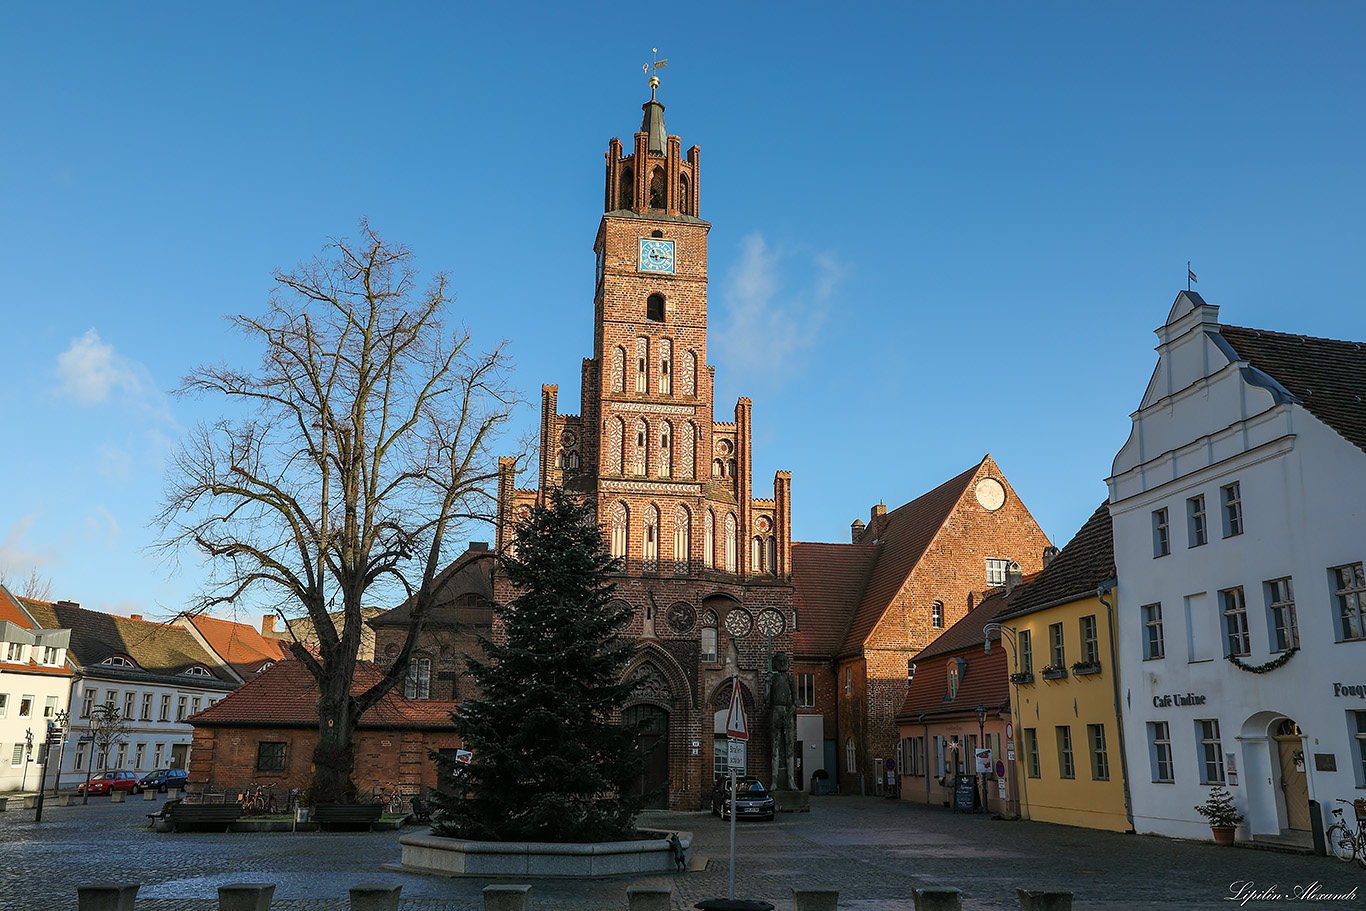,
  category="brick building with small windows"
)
[187,659,459,798]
